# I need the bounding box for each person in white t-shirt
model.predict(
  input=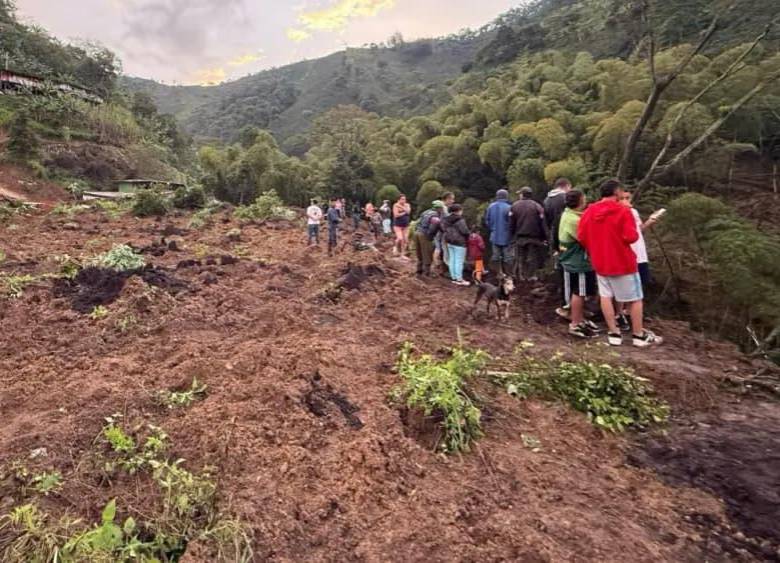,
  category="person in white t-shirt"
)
[616,190,660,330]
[306,199,323,246]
